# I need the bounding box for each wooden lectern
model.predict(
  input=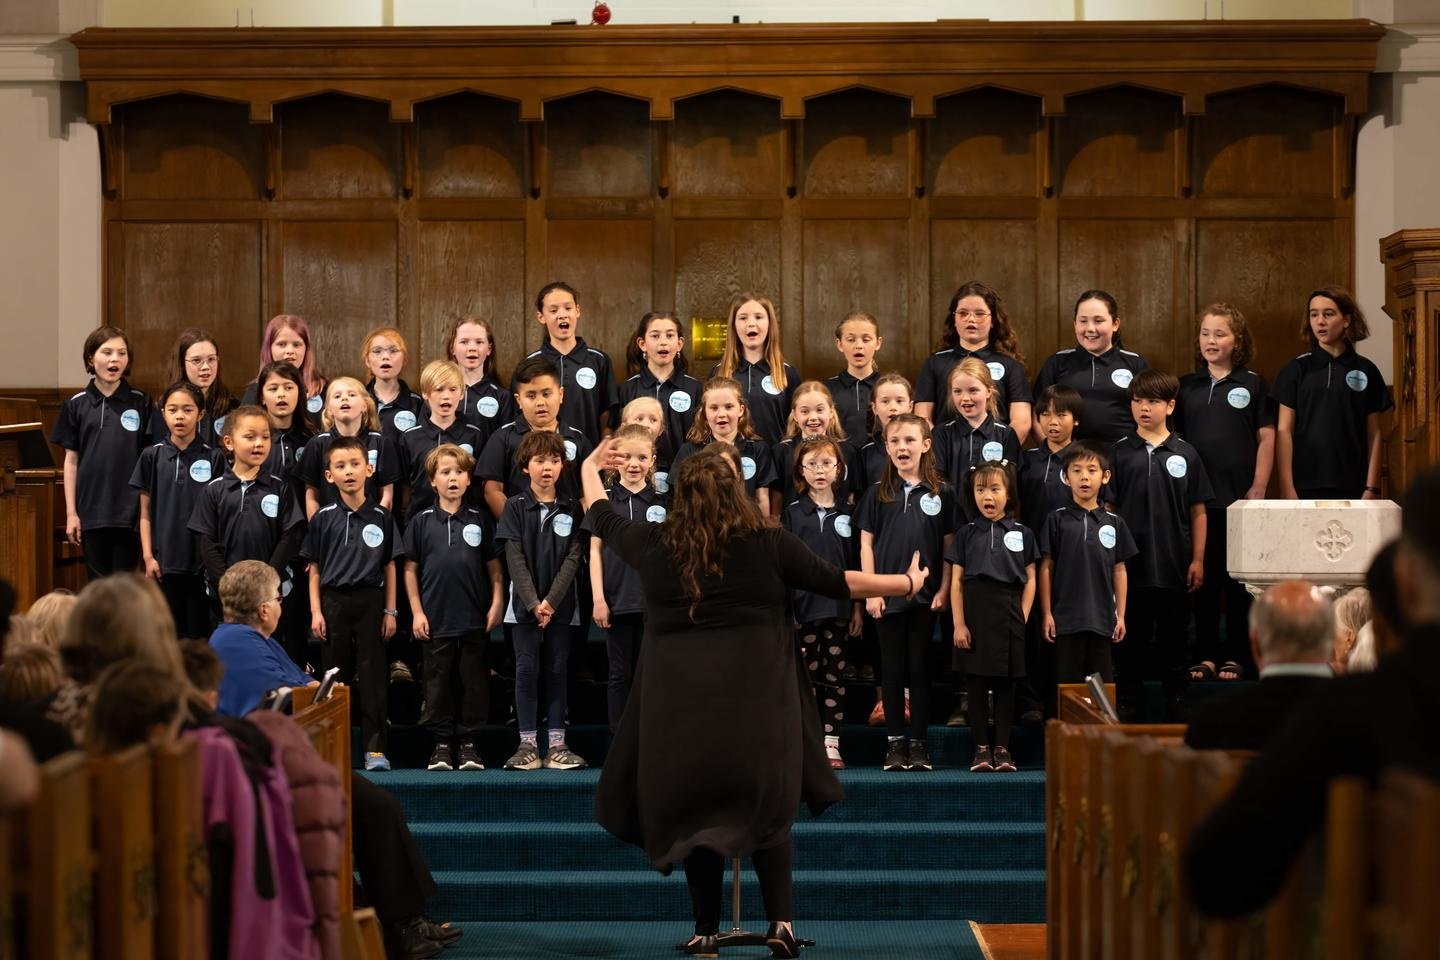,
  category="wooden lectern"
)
[0,400,67,608]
